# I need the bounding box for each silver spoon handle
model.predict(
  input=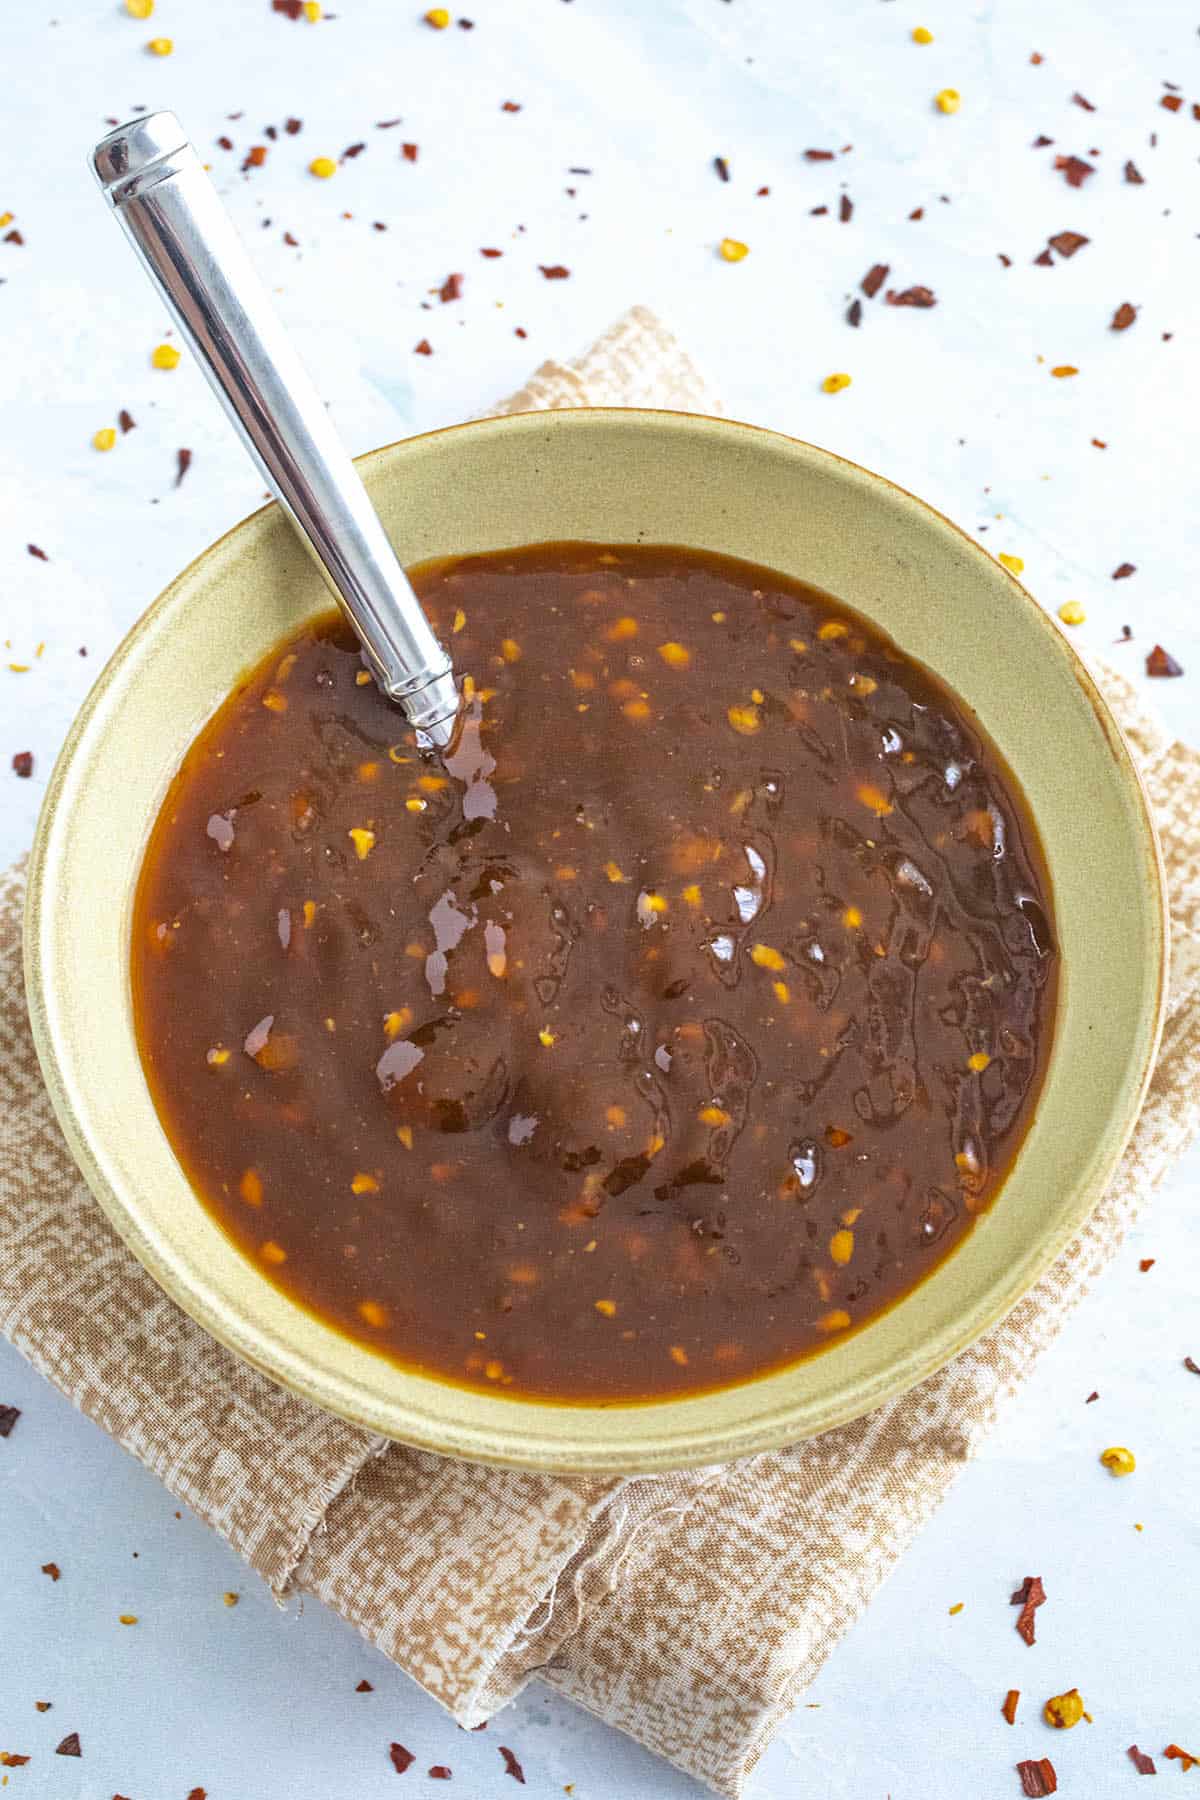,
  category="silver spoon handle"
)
[92,112,460,745]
